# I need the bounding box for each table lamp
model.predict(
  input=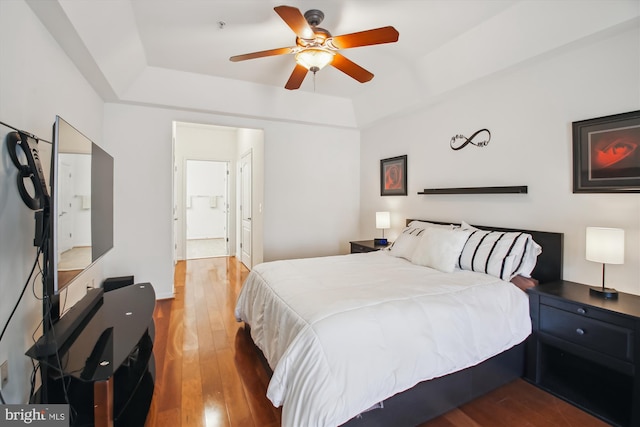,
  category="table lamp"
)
[375,212,390,245]
[585,226,624,299]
